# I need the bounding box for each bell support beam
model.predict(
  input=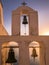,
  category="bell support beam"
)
[0,35,49,44]
[2,46,19,48]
